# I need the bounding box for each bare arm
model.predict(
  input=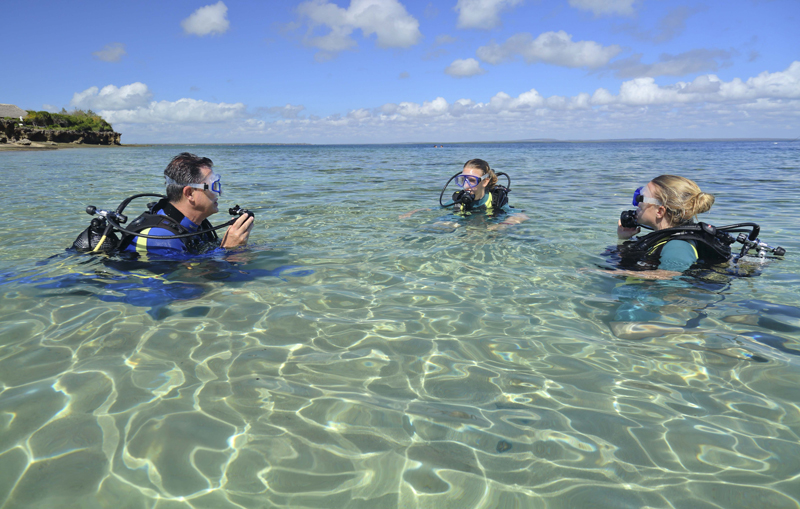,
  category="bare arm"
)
[399,208,431,219]
[609,268,682,280]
